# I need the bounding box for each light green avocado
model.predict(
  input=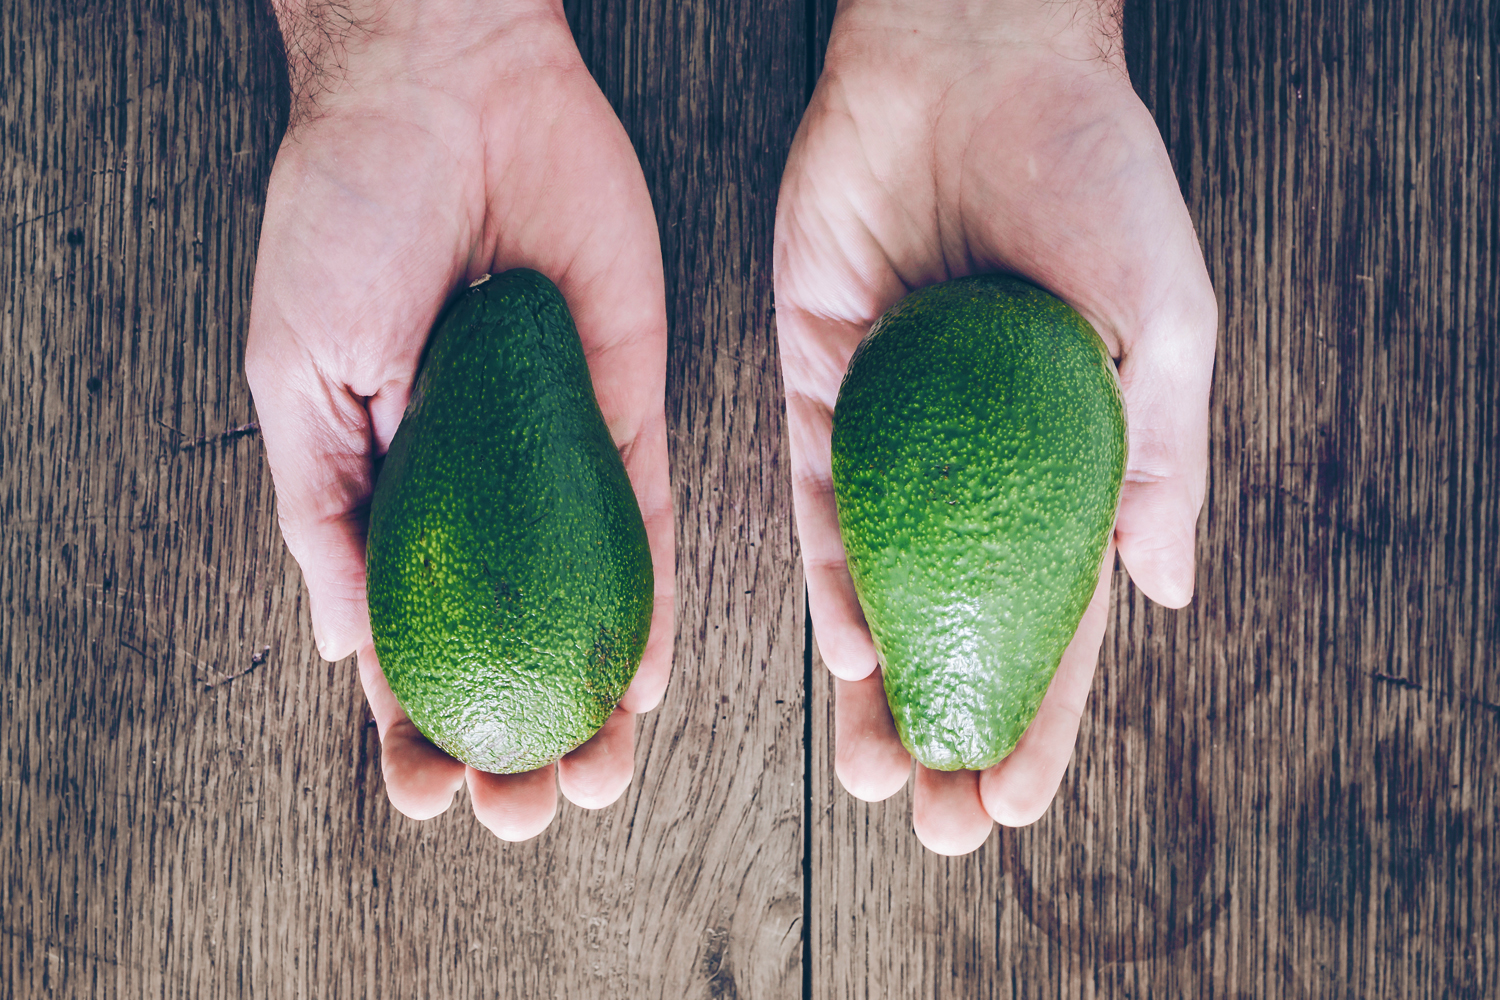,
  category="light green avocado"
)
[366,269,653,774]
[830,275,1126,771]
